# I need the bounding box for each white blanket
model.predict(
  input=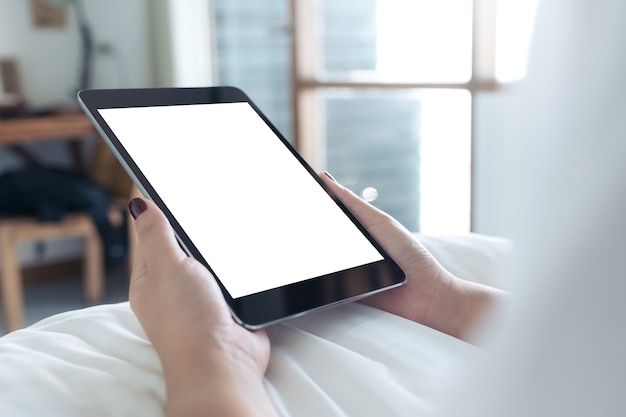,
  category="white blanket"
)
[0,234,510,416]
